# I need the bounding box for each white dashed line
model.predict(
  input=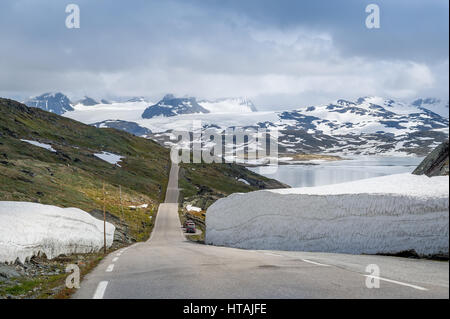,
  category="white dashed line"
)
[93,281,109,299]
[301,259,331,267]
[106,264,115,272]
[364,275,428,291]
[263,252,283,257]
[112,257,119,262]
